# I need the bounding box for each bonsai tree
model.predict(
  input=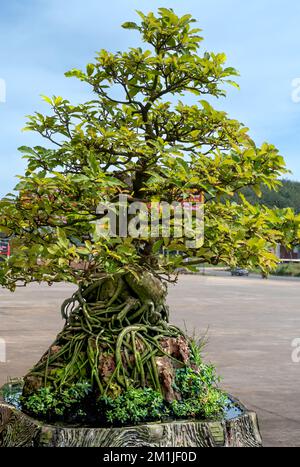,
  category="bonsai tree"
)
[0,9,299,424]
